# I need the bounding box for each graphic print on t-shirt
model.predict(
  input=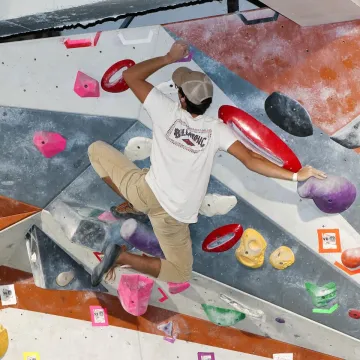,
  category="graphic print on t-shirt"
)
[166,119,212,153]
